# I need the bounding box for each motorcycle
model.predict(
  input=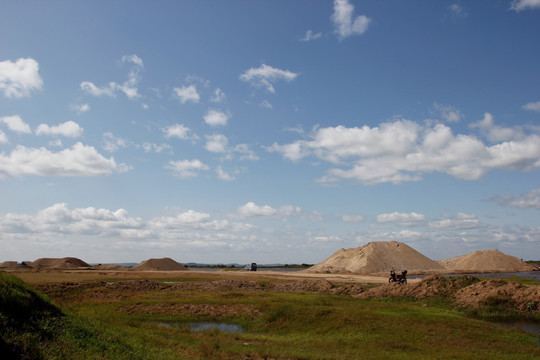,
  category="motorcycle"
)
[389,269,407,284]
